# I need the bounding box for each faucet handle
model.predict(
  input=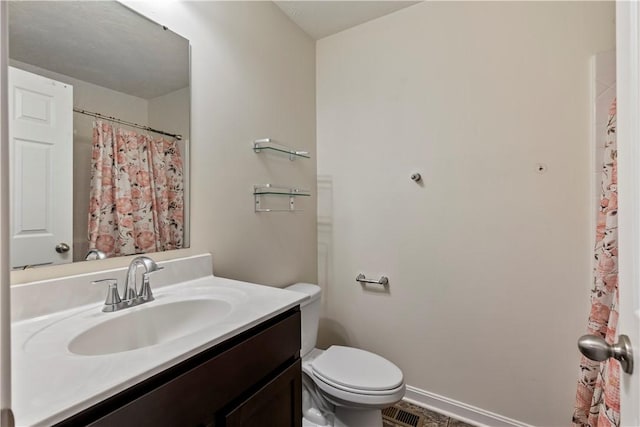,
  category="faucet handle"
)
[92,279,122,312]
[139,260,164,301]
[138,273,155,302]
